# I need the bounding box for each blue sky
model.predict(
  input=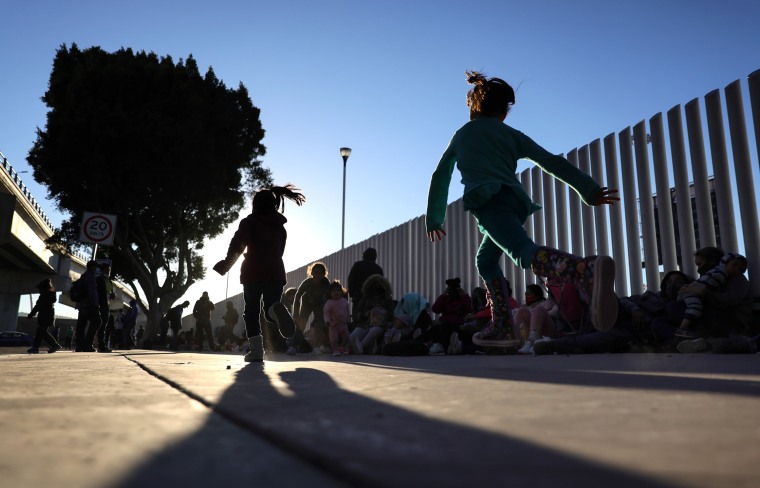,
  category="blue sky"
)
[3,0,760,312]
